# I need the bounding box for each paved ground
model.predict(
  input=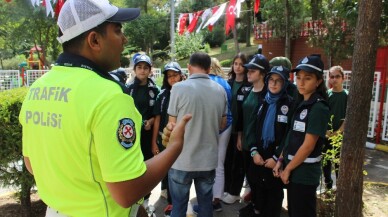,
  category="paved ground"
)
[148,149,388,217]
